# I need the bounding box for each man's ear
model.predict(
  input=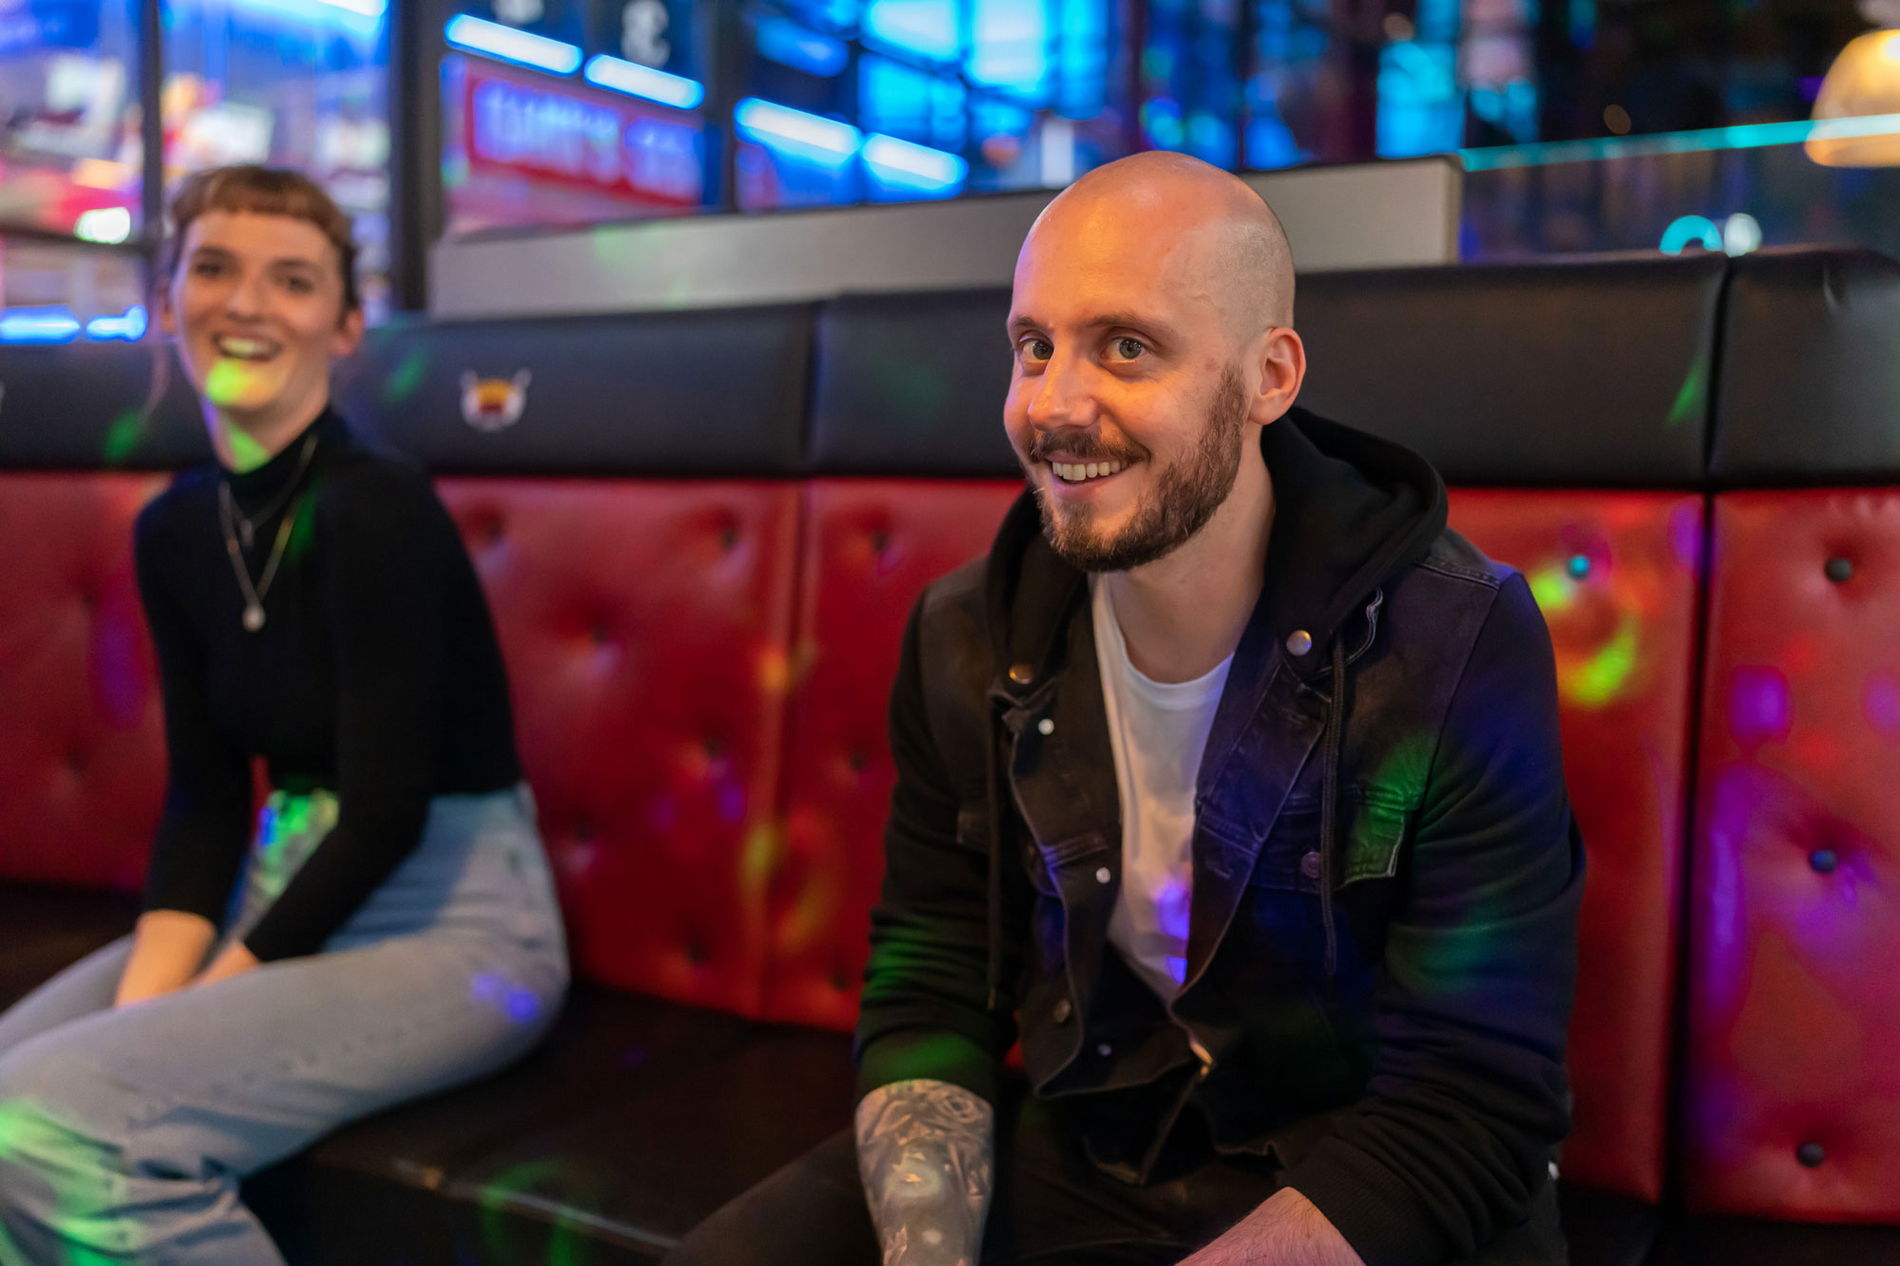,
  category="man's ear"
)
[1250,326,1307,426]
